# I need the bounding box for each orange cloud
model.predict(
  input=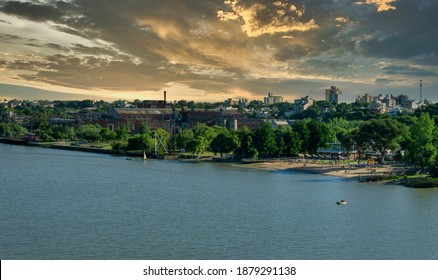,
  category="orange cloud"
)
[217,0,318,37]
[355,0,397,12]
